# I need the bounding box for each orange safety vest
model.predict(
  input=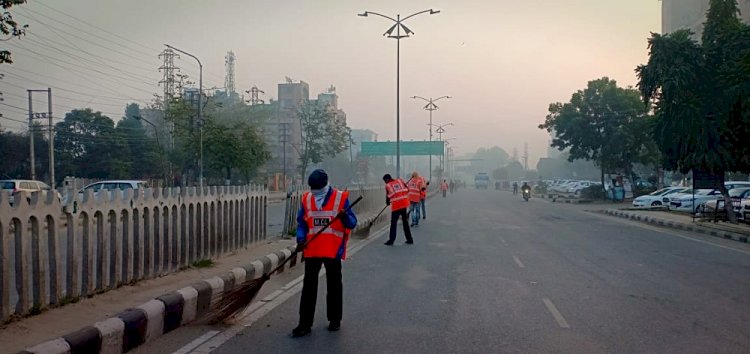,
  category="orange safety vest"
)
[302,189,350,259]
[407,178,422,203]
[386,179,410,211]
